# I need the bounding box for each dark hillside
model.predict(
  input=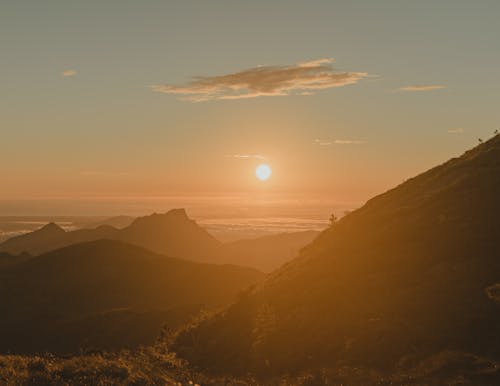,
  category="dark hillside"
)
[0,240,263,354]
[173,135,500,376]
